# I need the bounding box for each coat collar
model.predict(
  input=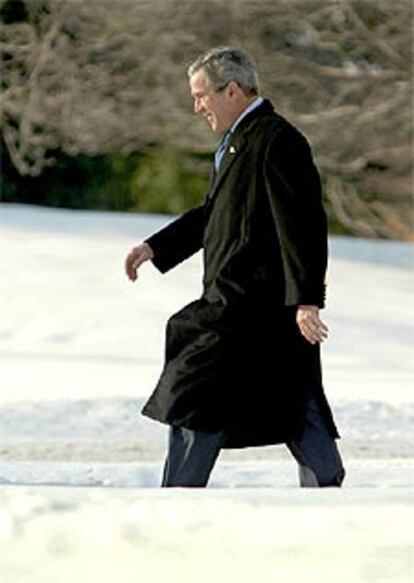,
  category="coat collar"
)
[206,99,275,202]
